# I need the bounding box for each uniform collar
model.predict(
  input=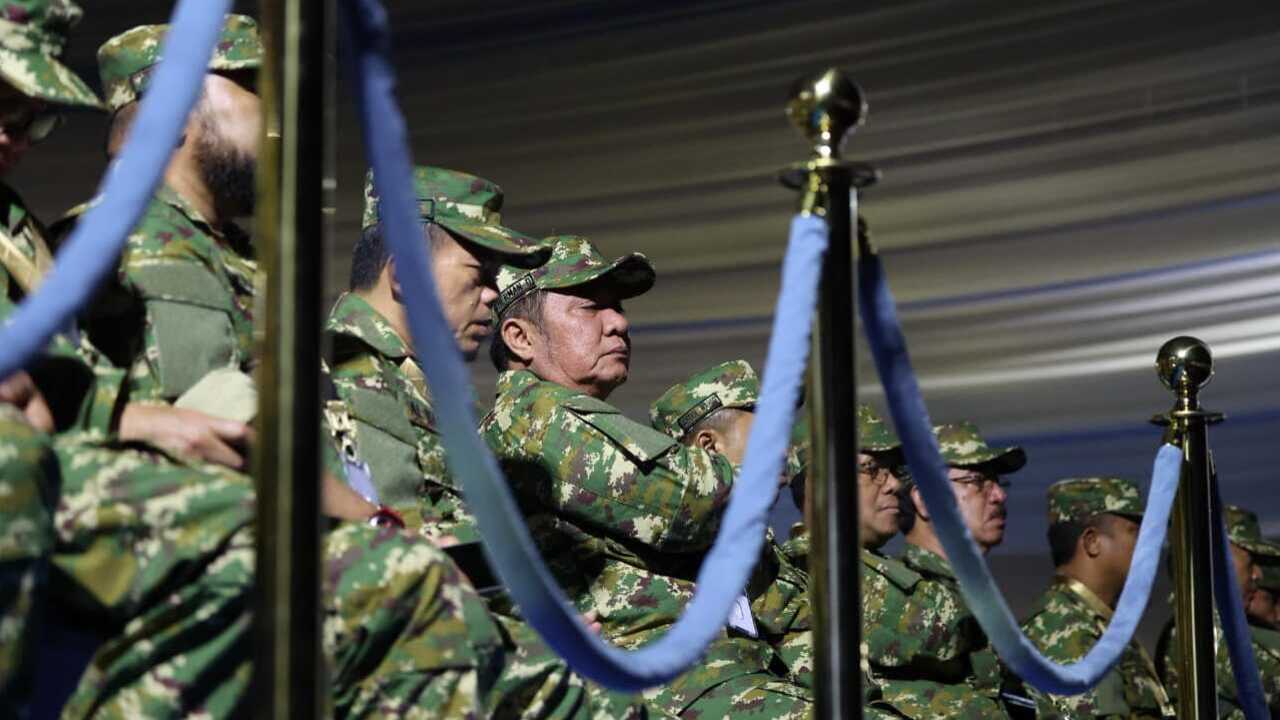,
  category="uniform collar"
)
[1056,575,1115,621]
[157,183,216,231]
[326,291,413,360]
[495,368,541,398]
[902,542,955,579]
